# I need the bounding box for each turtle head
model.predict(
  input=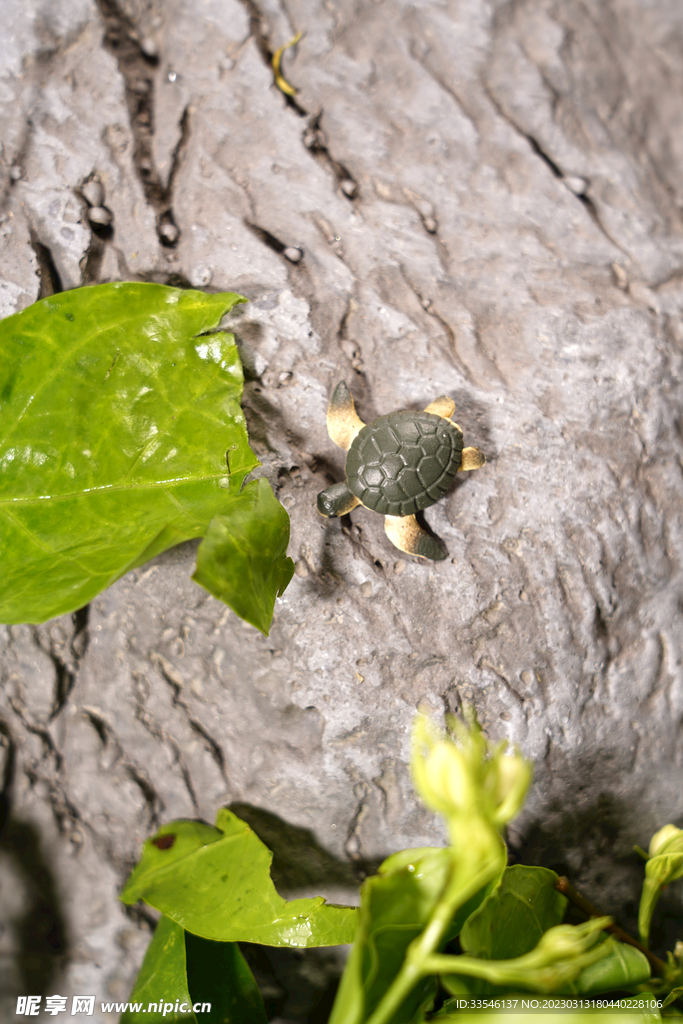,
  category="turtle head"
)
[317,482,361,518]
